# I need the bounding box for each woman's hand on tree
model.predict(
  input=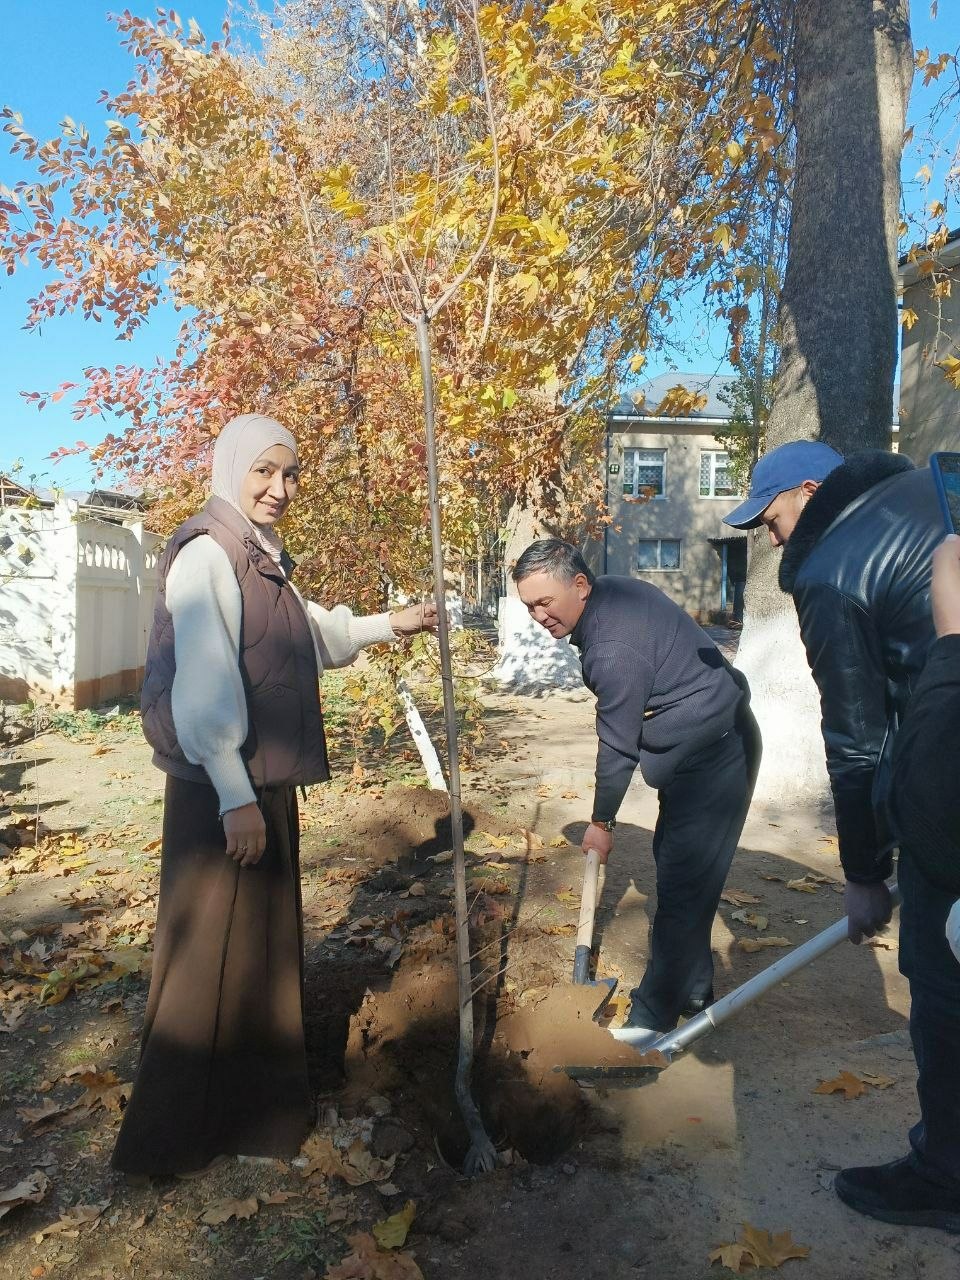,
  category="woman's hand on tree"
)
[223,803,267,867]
[390,601,441,637]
